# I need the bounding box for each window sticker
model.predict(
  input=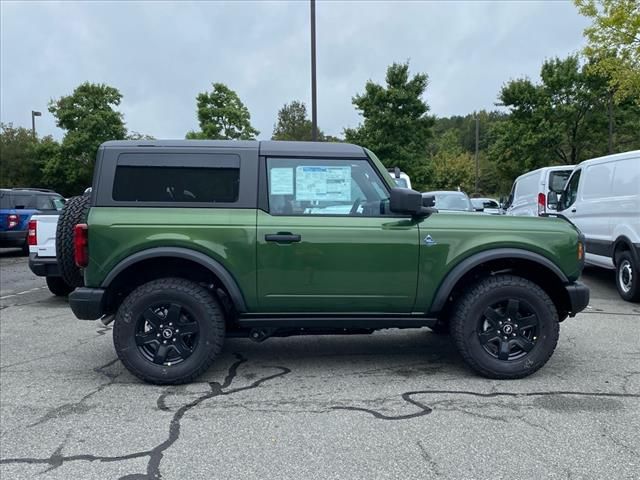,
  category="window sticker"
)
[295,166,351,201]
[270,168,294,195]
